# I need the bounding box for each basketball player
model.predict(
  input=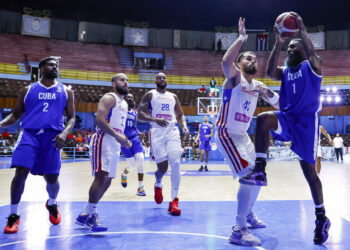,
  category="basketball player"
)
[120,93,146,196]
[1,57,75,234]
[76,74,131,231]
[196,116,213,171]
[215,18,279,246]
[316,125,332,174]
[138,72,189,216]
[242,13,331,244]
